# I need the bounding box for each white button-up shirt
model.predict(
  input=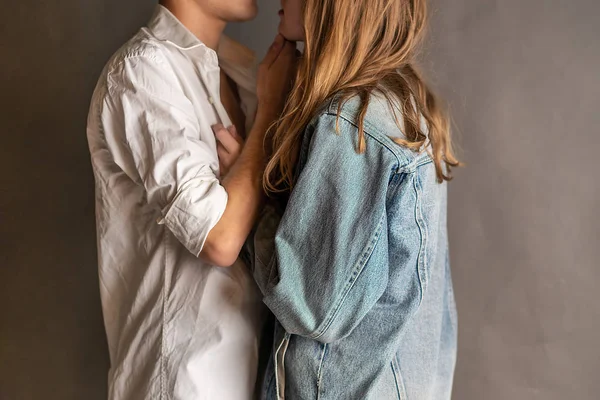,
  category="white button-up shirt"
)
[86,5,263,400]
